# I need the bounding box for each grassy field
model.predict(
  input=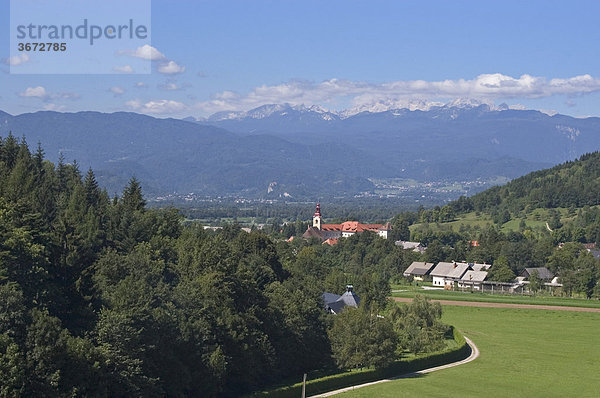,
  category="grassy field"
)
[333,305,600,397]
[409,211,494,233]
[390,287,600,308]
[409,207,578,235]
